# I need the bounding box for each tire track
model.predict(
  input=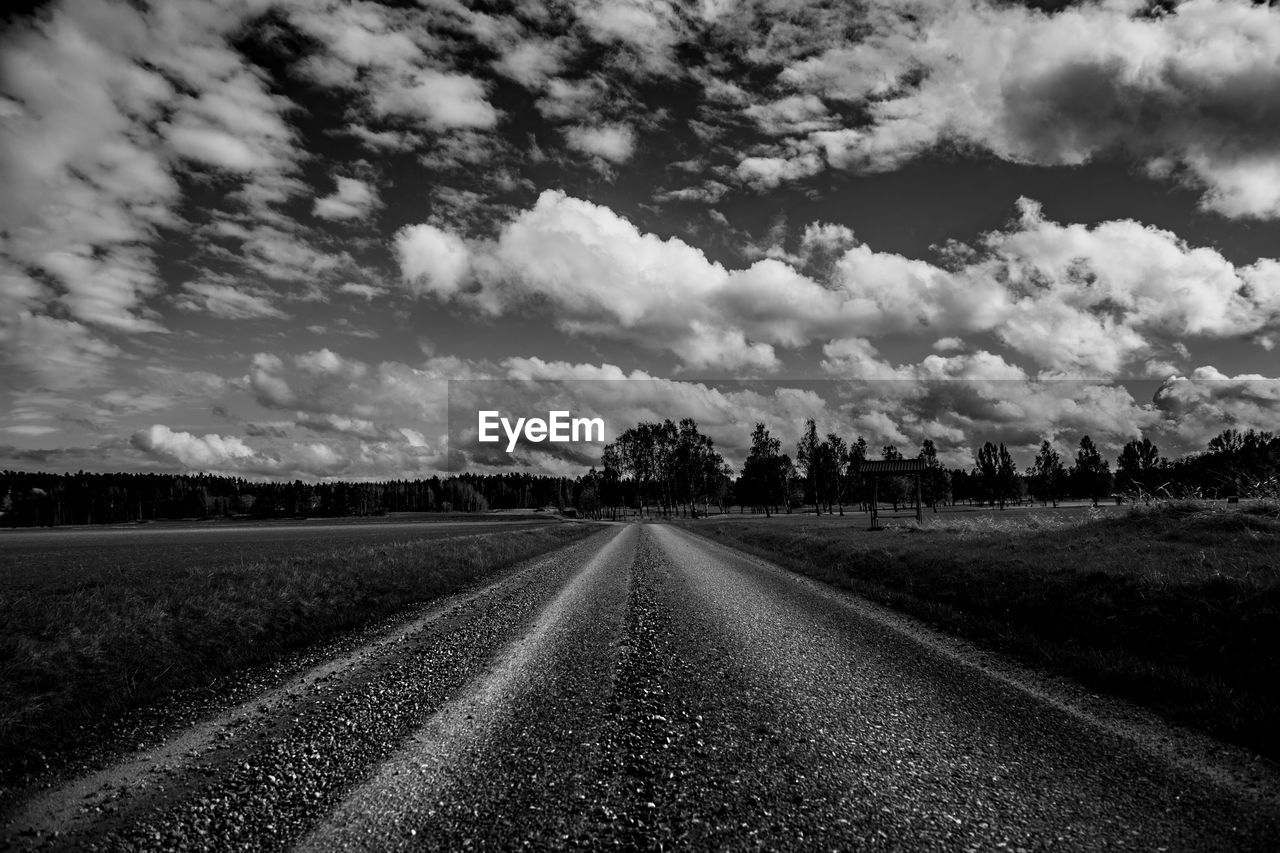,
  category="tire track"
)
[298,524,635,851]
[652,523,1280,850]
[2,527,622,851]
